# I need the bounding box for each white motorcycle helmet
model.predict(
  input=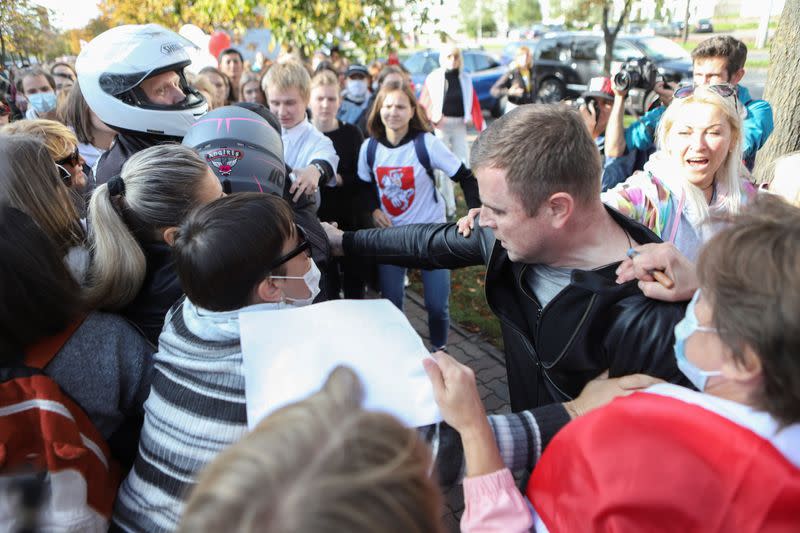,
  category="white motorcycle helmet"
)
[76,24,208,138]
